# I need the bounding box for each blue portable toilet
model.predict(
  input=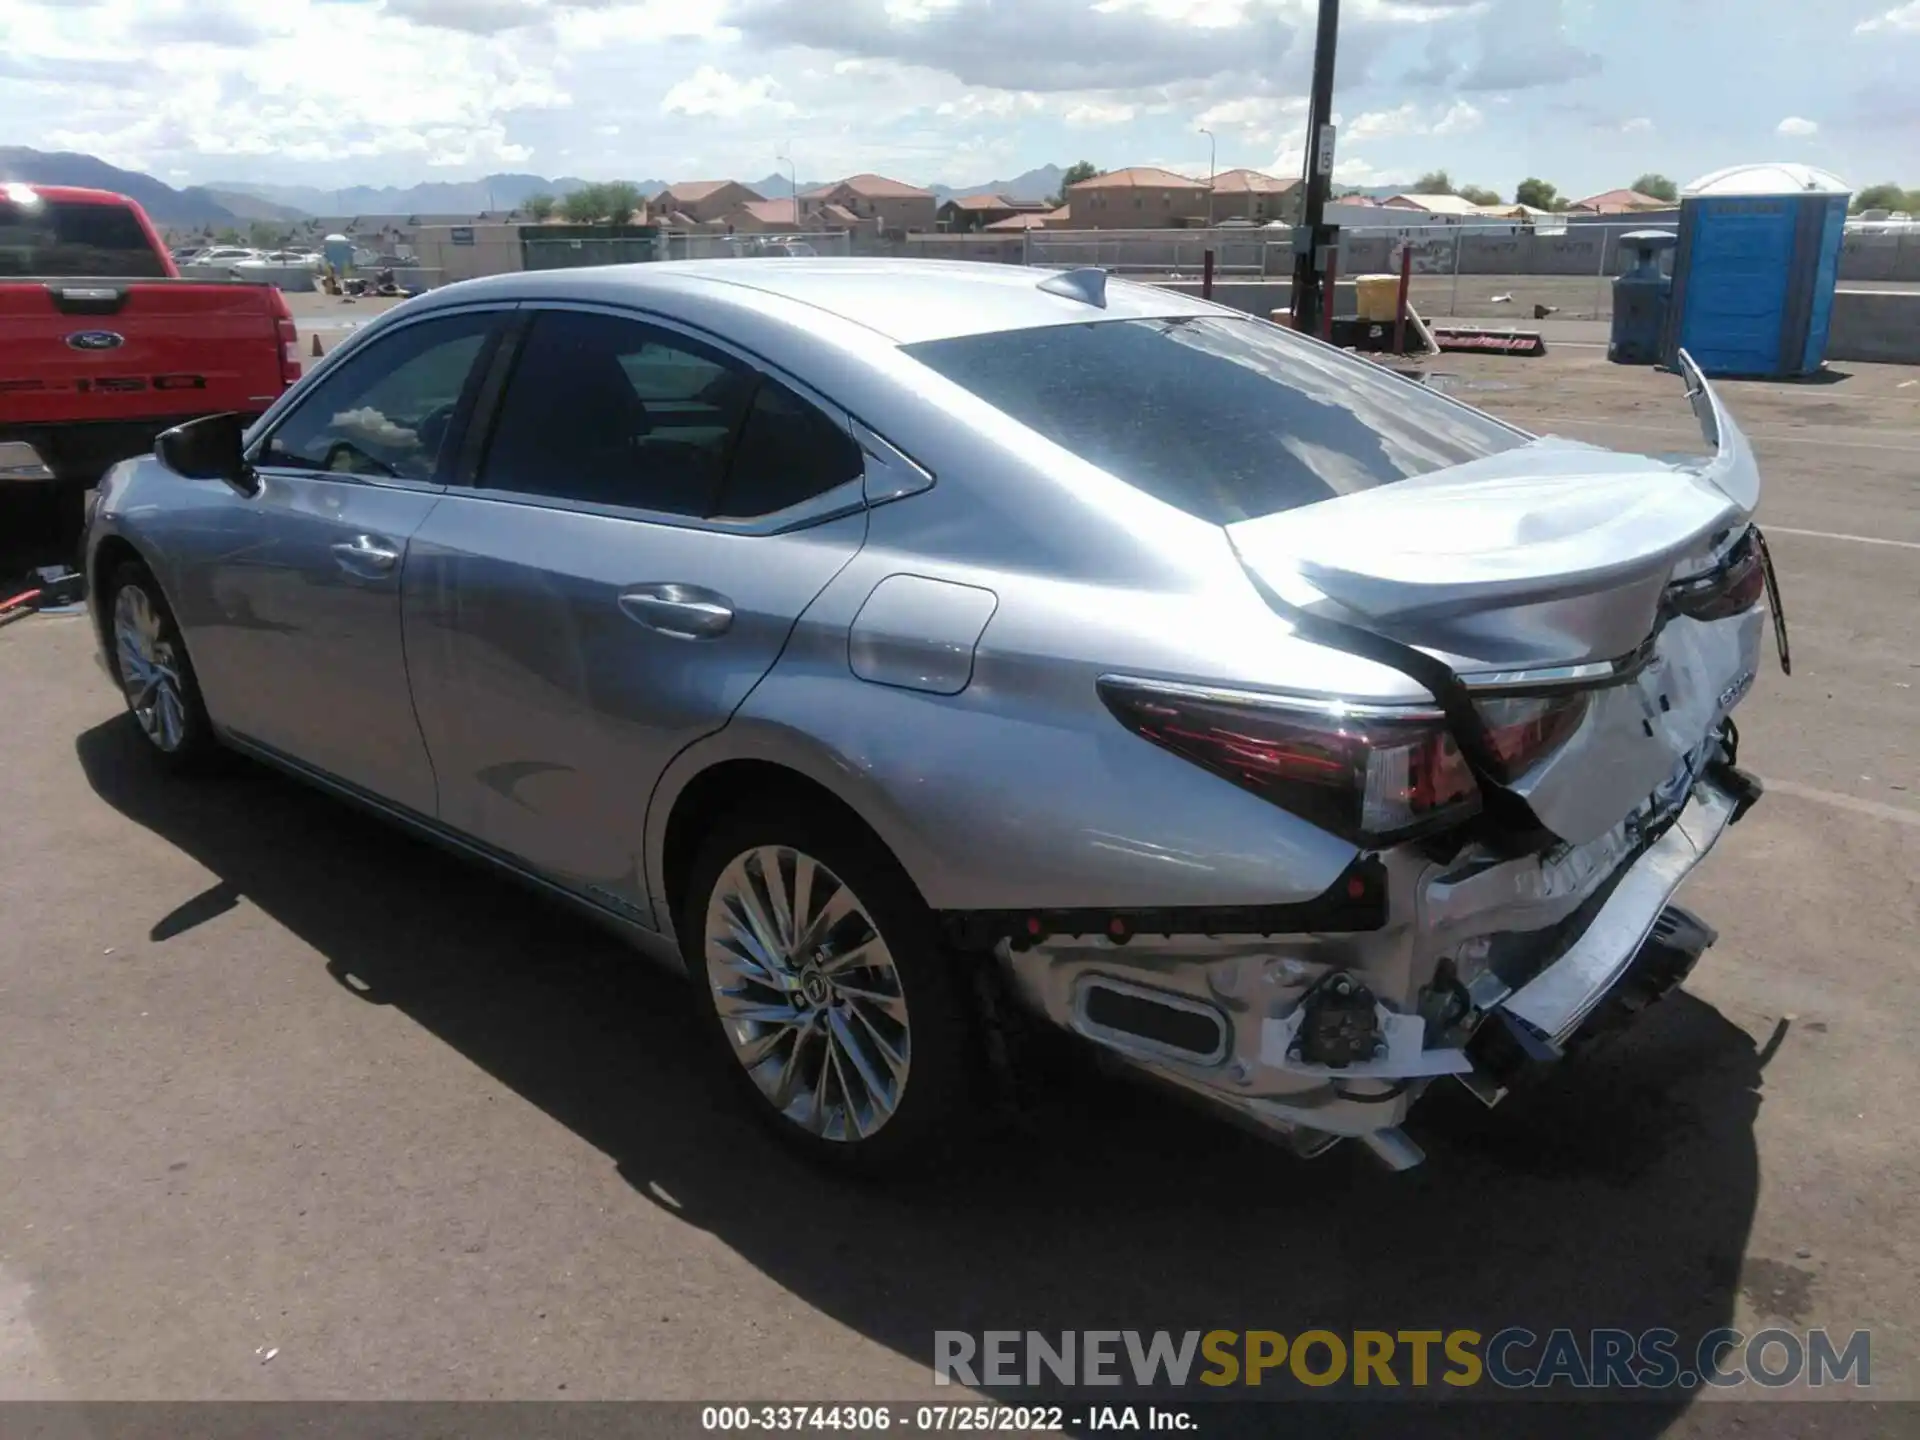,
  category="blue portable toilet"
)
[1663,163,1851,377]
[322,232,355,277]
[1609,230,1677,365]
